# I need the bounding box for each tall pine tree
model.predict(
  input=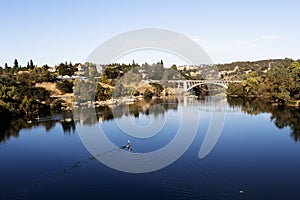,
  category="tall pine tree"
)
[13,59,18,69]
[29,59,34,69]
